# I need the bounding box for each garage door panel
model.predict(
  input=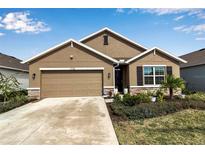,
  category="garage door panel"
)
[41,70,102,98]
